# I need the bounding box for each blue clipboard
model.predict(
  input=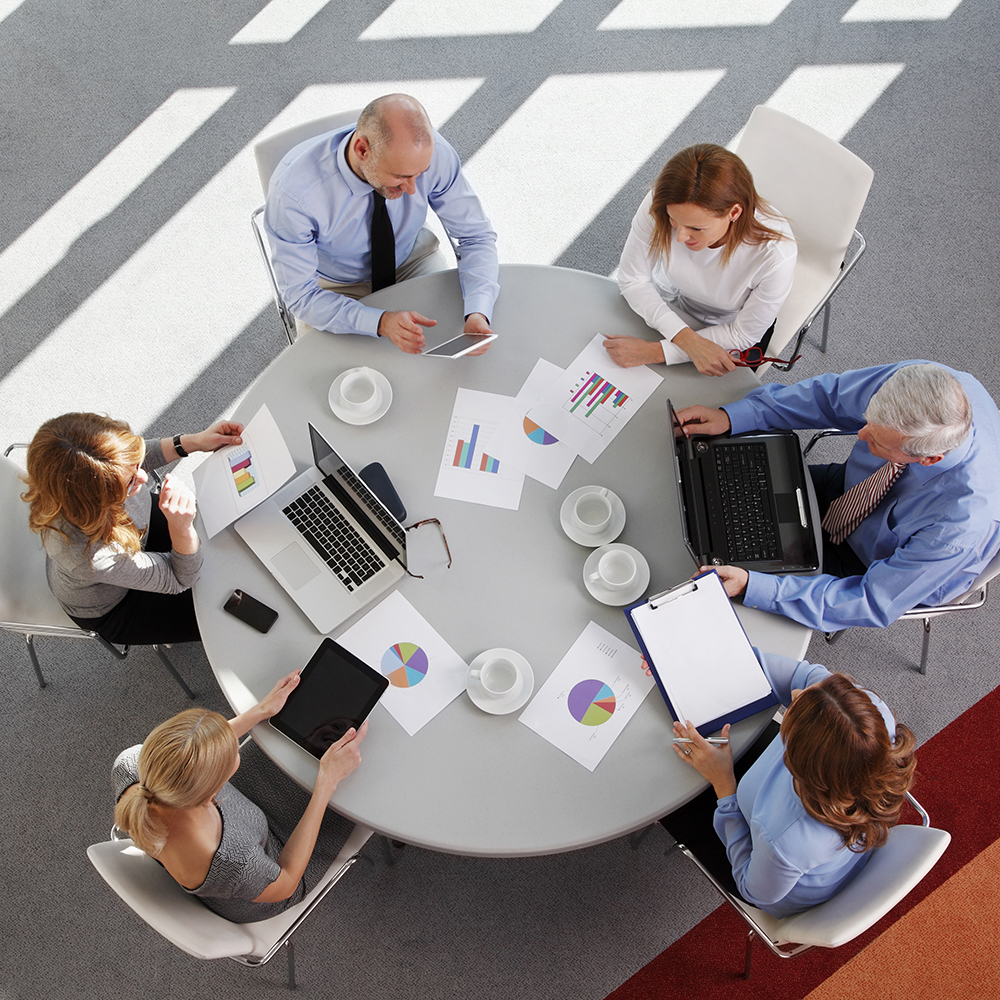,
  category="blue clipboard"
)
[624,570,777,737]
